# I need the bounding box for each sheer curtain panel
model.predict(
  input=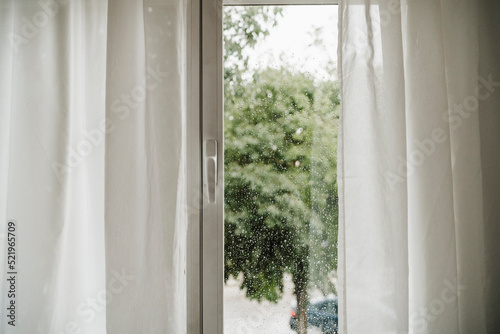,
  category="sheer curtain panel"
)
[0,0,189,333]
[338,0,500,333]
